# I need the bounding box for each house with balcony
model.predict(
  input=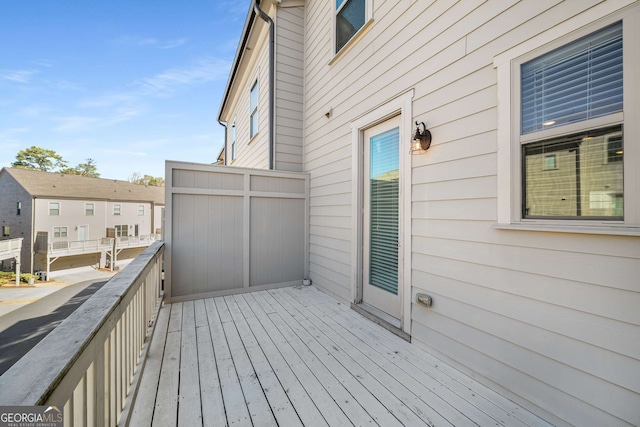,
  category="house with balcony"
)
[0,1,638,426]
[0,167,164,276]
